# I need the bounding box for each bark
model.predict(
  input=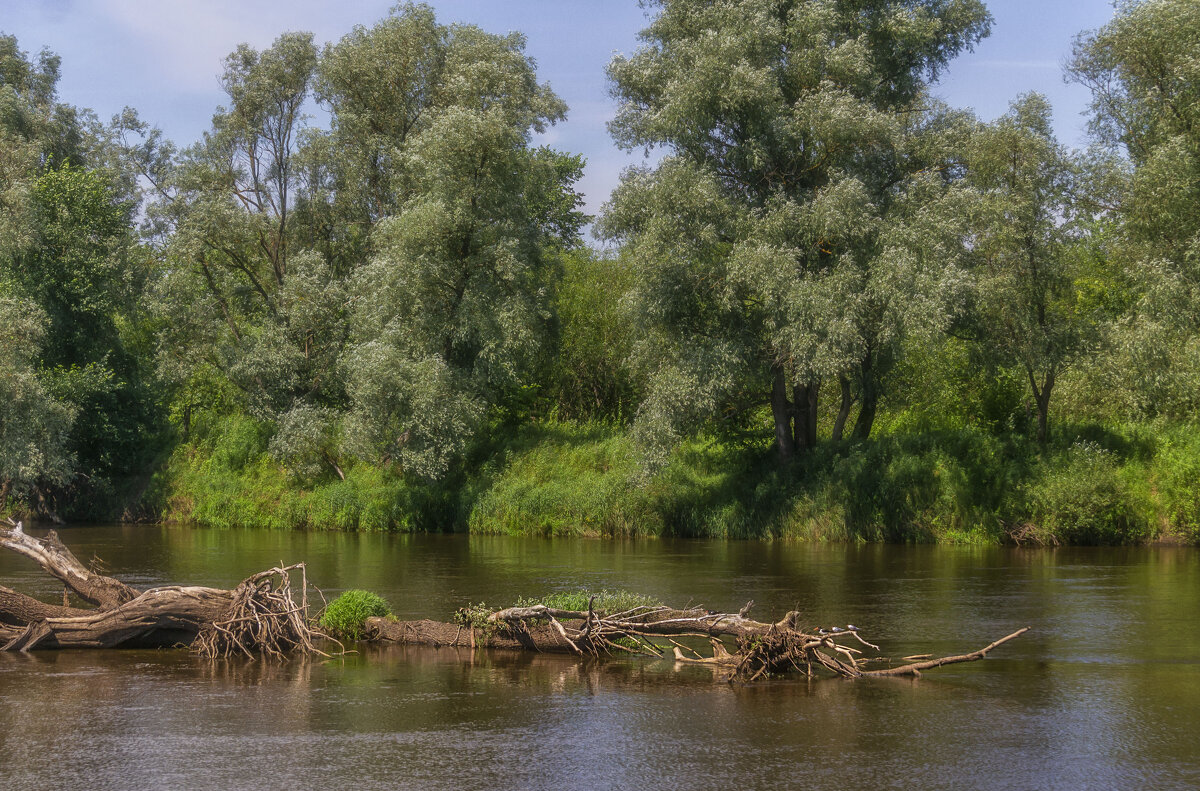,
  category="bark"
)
[0,585,81,626]
[792,380,819,450]
[366,618,587,653]
[1029,368,1055,444]
[0,523,138,607]
[831,376,854,442]
[1,586,235,651]
[368,606,803,655]
[853,353,878,440]
[770,364,796,460]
